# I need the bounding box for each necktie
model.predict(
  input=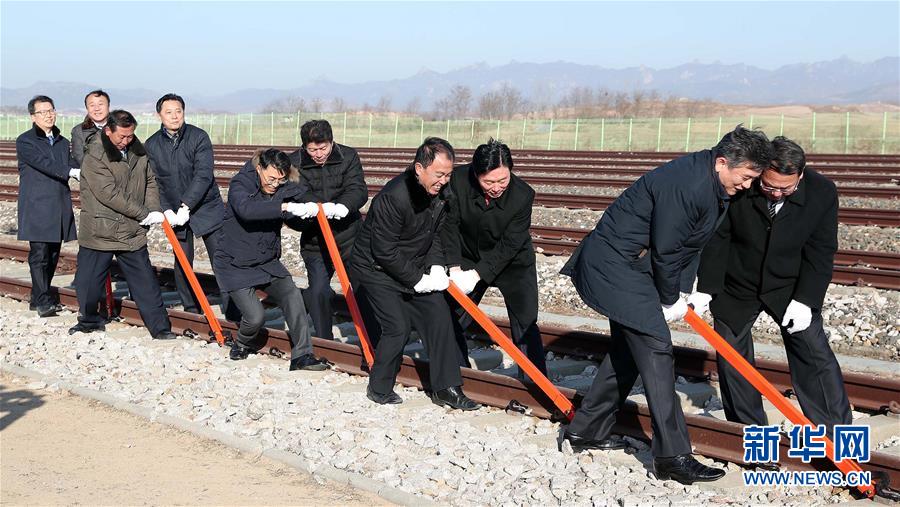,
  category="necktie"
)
[47,134,54,147]
[768,200,777,220]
